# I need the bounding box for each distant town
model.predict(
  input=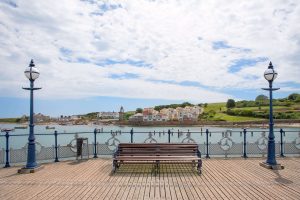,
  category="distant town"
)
[9,104,203,125]
[129,106,203,122]
[1,93,299,127]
